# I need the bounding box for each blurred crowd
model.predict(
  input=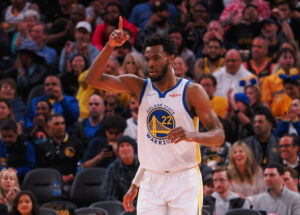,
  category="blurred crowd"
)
[0,0,300,214]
